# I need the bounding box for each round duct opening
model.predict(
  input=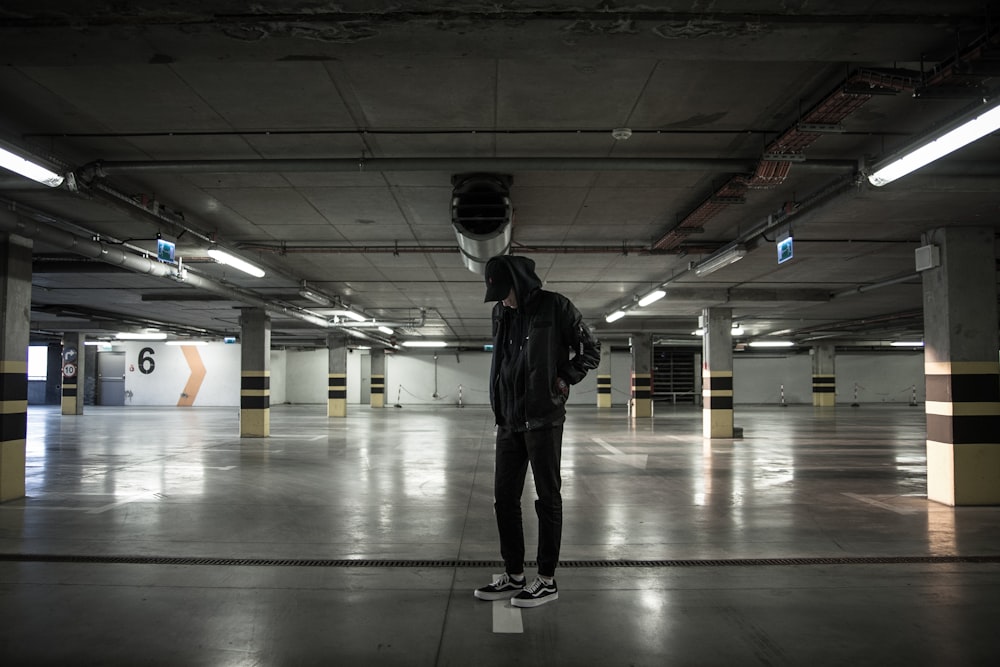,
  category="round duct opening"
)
[451,173,512,274]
